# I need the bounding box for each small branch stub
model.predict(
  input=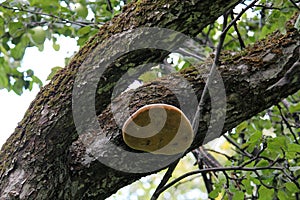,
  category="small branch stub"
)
[122,104,194,155]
